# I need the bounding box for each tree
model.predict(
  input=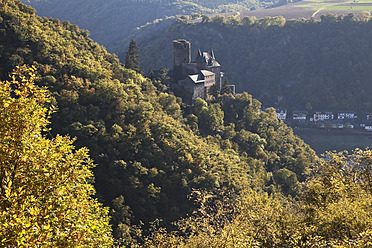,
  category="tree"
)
[201,15,211,23]
[0,66,113,247]
[234,130,266,158]
[125,39,141,73]
[208,84,219,98]
[302,149,372,244]
[274,168,300,196]
[221,78,232,95]
[194,100,224,135]
[158,68,170,87]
